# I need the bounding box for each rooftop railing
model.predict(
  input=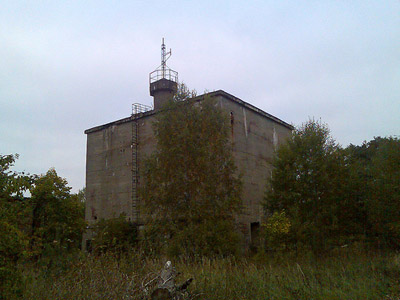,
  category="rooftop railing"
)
[149,68,178,84]
[132,103,152,115]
